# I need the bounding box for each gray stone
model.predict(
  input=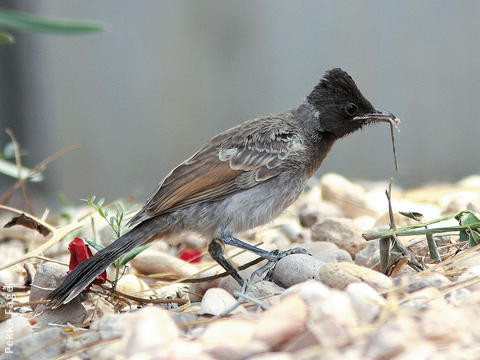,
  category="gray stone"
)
[28,261,87,326]
[33,300,87,326]
[298,200,344,228]
[271,254,324,288]
[0,316,32,353]
[393,273,451,293]
[125,307,179,357]
[318,262,392,291]
[313,248,353,263]
[311,217,367,257]
[346,282,384,324]
[246,280,285,298]
[29,262,68,309]
[200,288,246,316]
[320,173,371,218]
[0,327,66,360]
[354,240,380,269]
